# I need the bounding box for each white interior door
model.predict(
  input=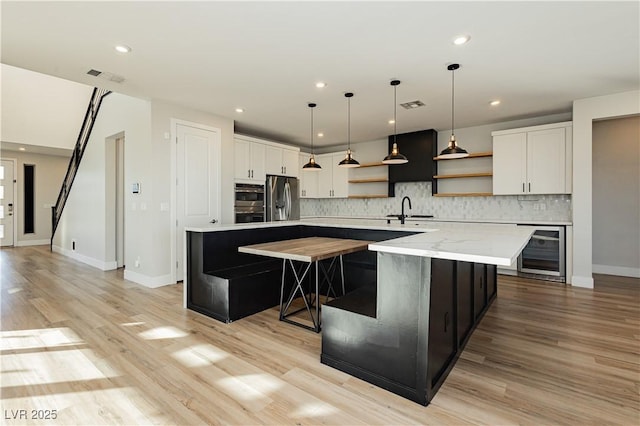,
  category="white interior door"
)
[176,123,221,281]
[0,159,16,247]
